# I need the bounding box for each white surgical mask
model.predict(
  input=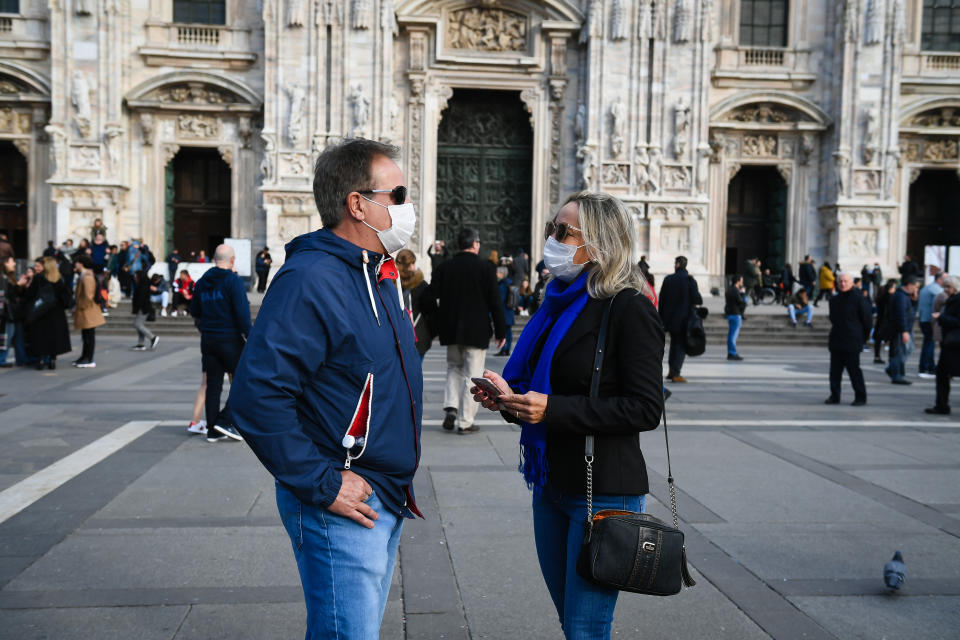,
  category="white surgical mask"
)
[360,196,417,254]
[543,236,590,282]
